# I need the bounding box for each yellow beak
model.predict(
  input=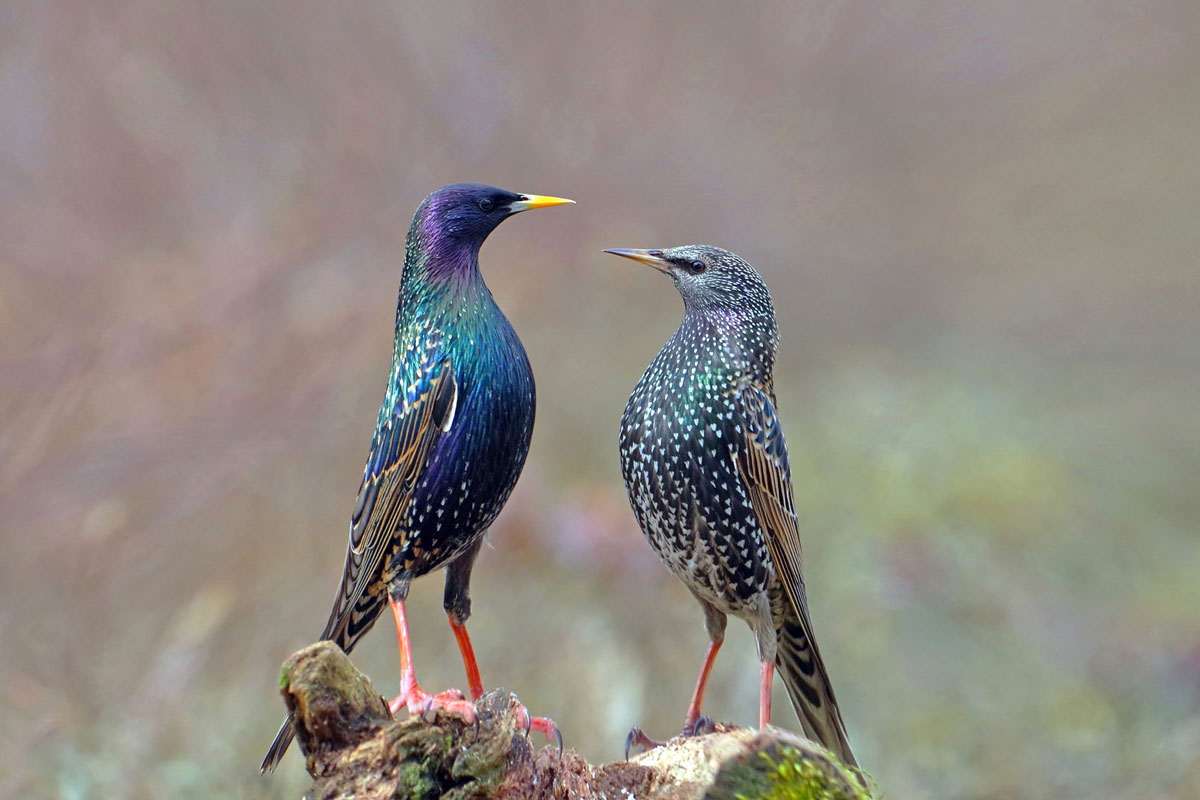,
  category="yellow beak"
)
[603,248,671,274]
[509,194,576,212]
